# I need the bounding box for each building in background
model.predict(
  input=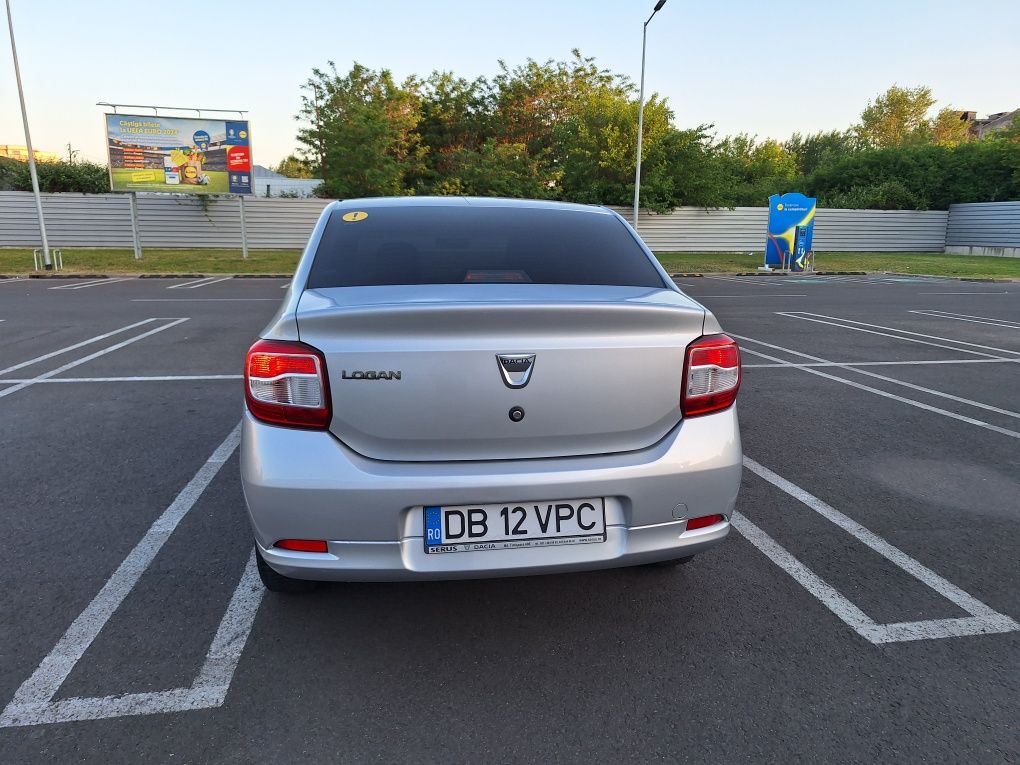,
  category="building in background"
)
[0,144,61,162]
[960,109,1018,139]
[253,165,322,197]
